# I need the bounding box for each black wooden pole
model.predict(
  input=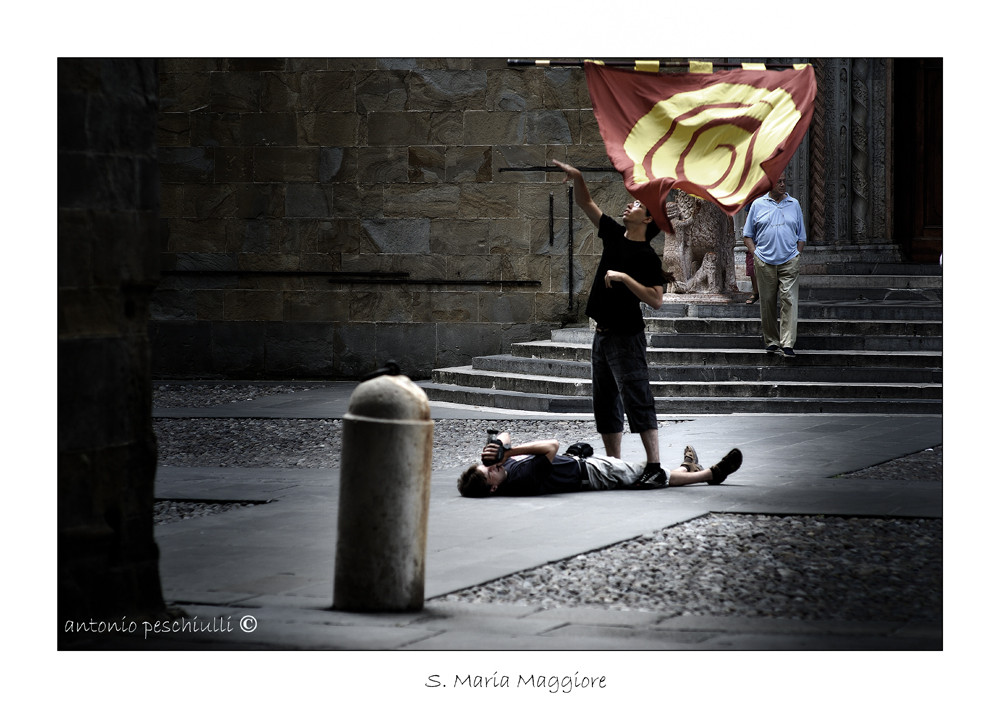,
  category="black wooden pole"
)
[507,58,802,70]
